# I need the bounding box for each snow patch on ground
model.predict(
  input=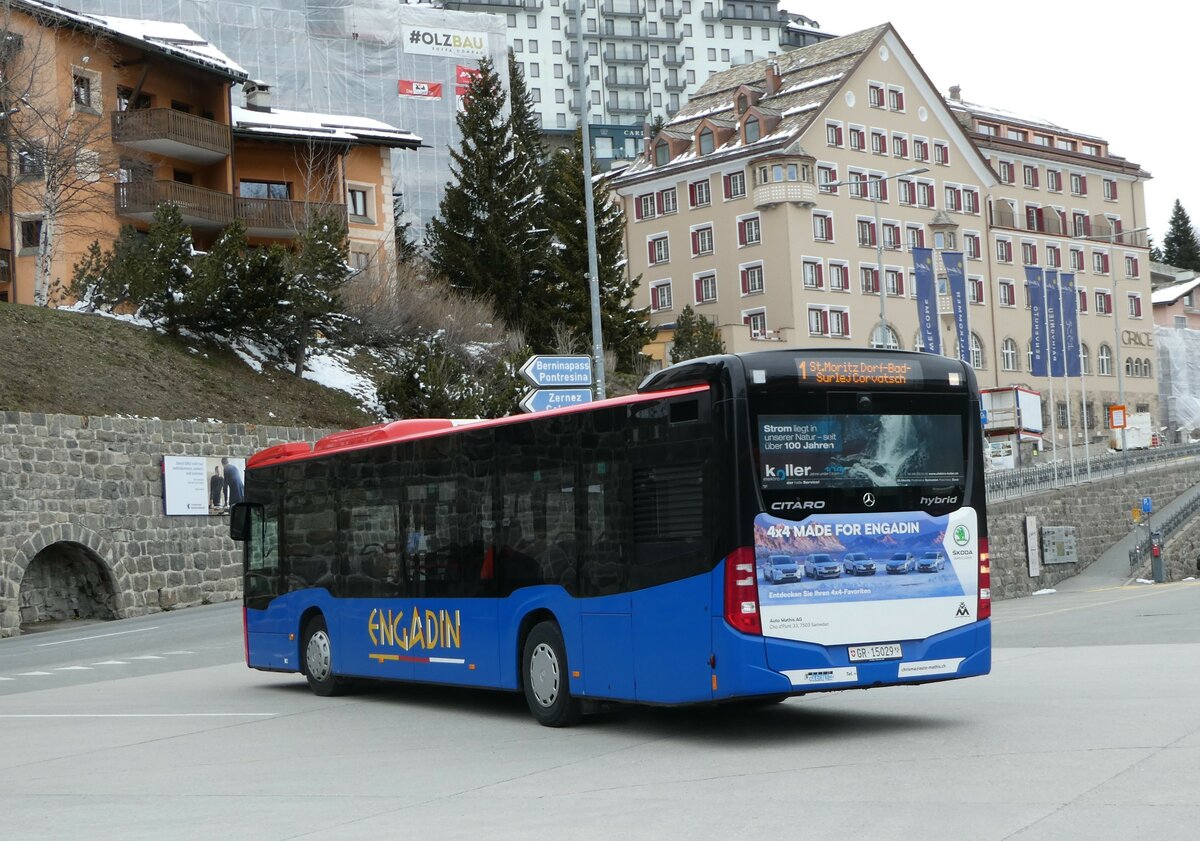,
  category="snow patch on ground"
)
[1135,578,1155,585]
[1032,588,1056,596]
[303,348,384,418]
